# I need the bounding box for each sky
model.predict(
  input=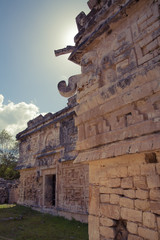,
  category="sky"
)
[0,0,90,136]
